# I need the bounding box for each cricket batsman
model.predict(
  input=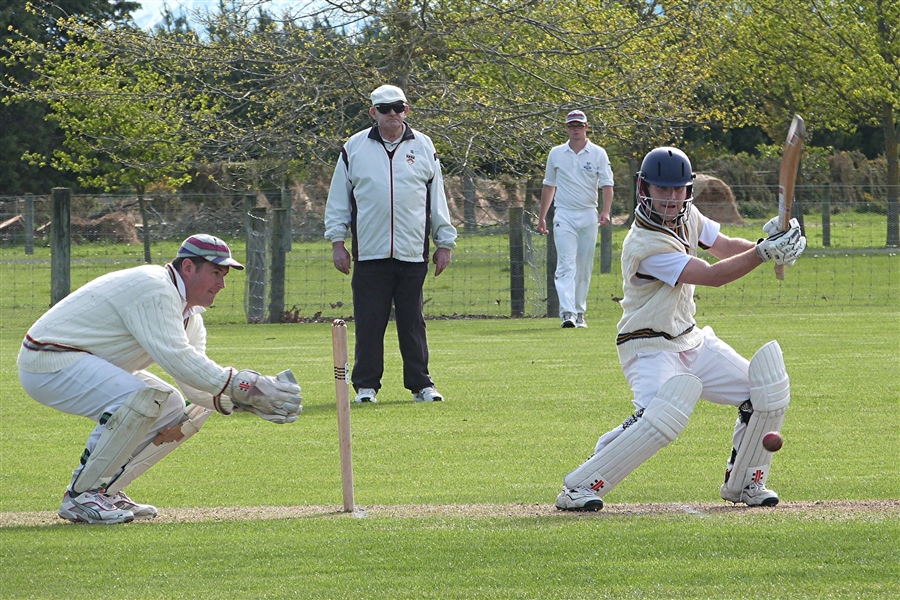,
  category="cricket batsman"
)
[17,234,302,524]
[555,147,806,511]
